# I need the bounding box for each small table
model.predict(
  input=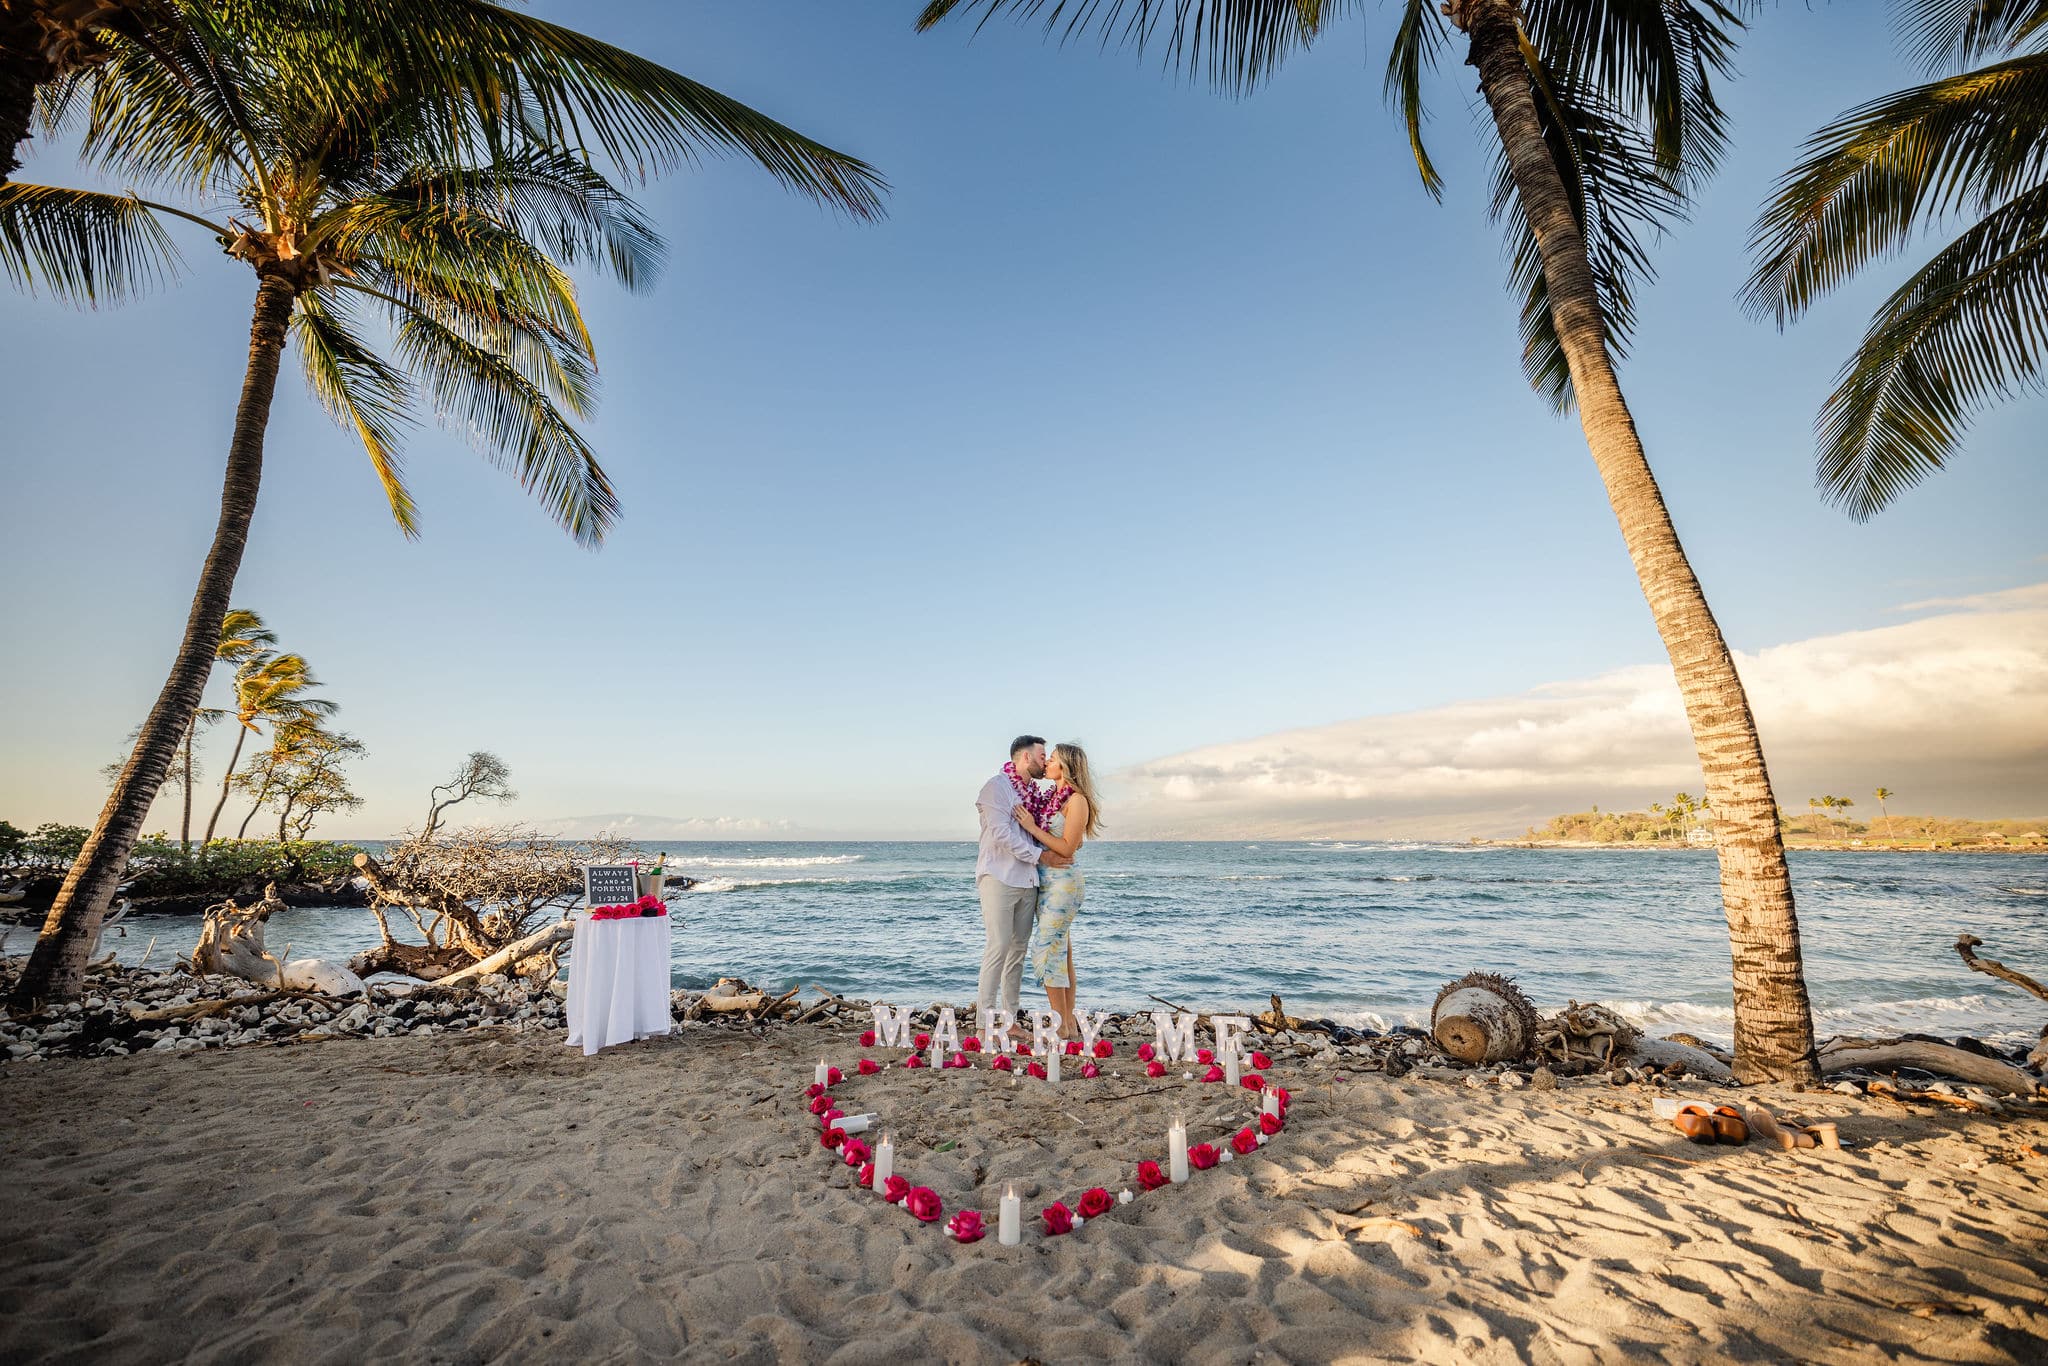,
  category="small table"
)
[564,909,673,1056]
